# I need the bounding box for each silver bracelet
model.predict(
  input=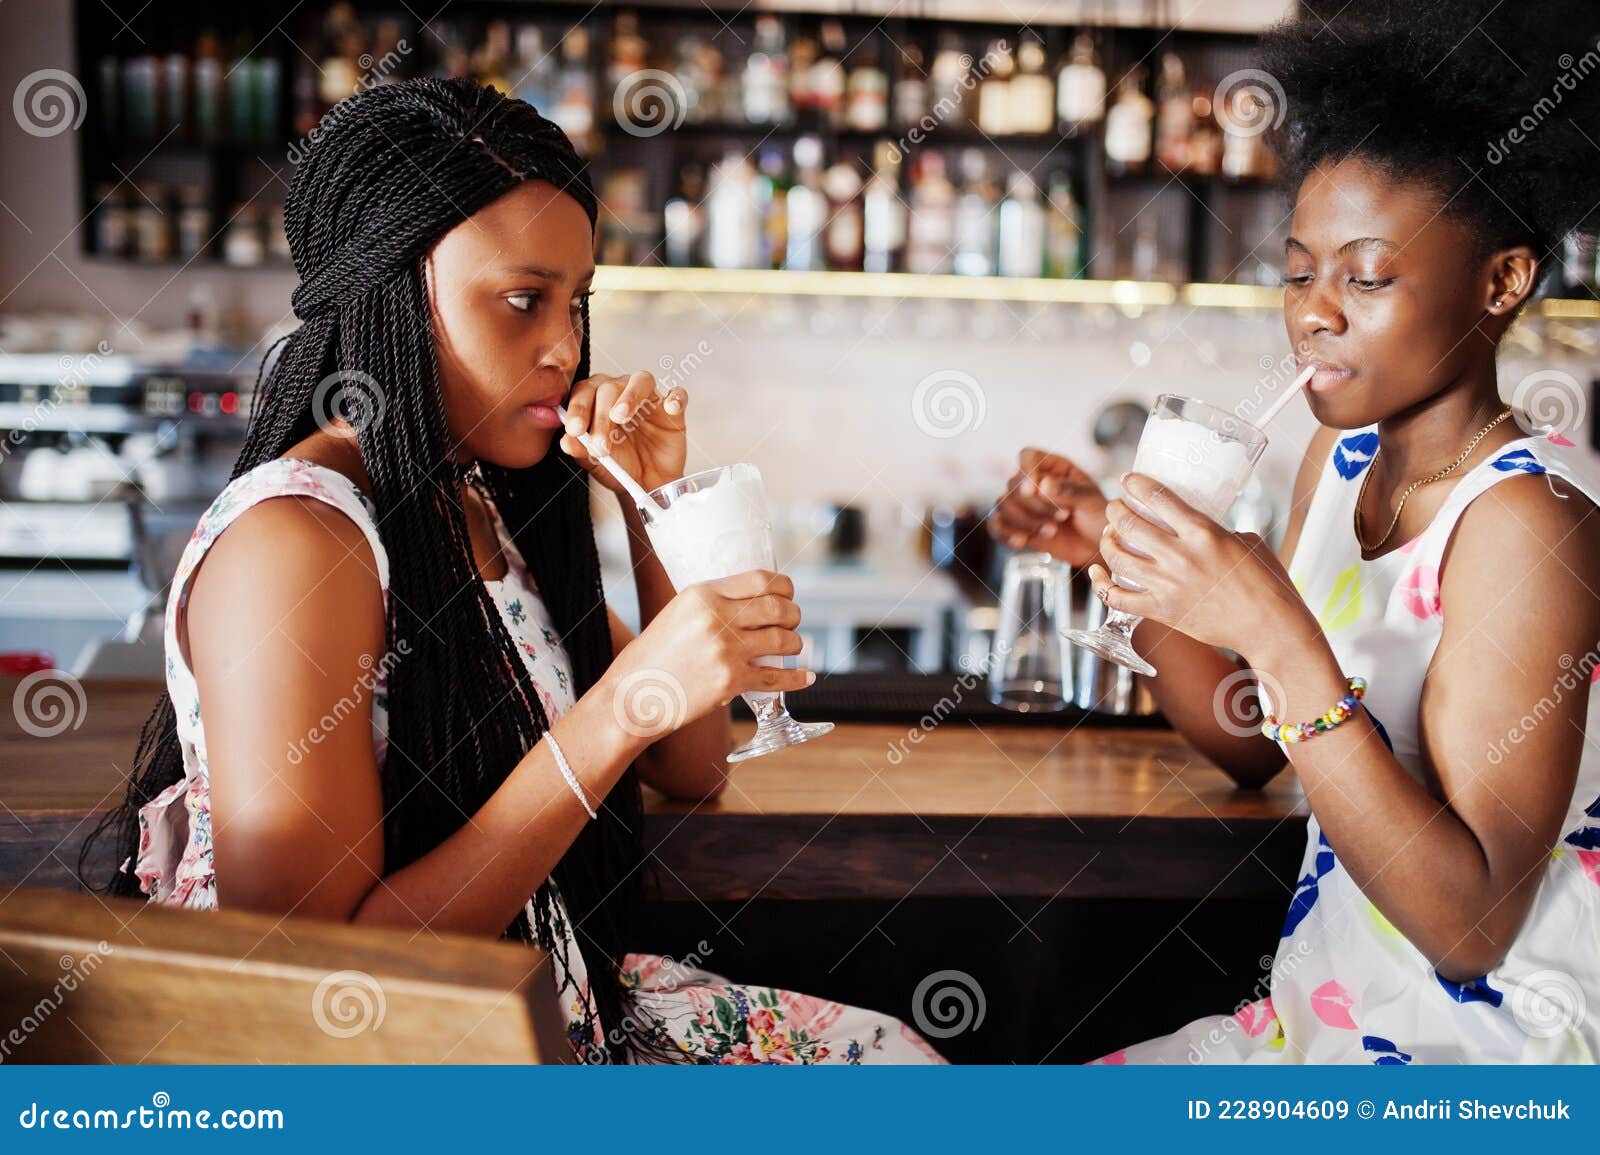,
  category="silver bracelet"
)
[545,731,598,820]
